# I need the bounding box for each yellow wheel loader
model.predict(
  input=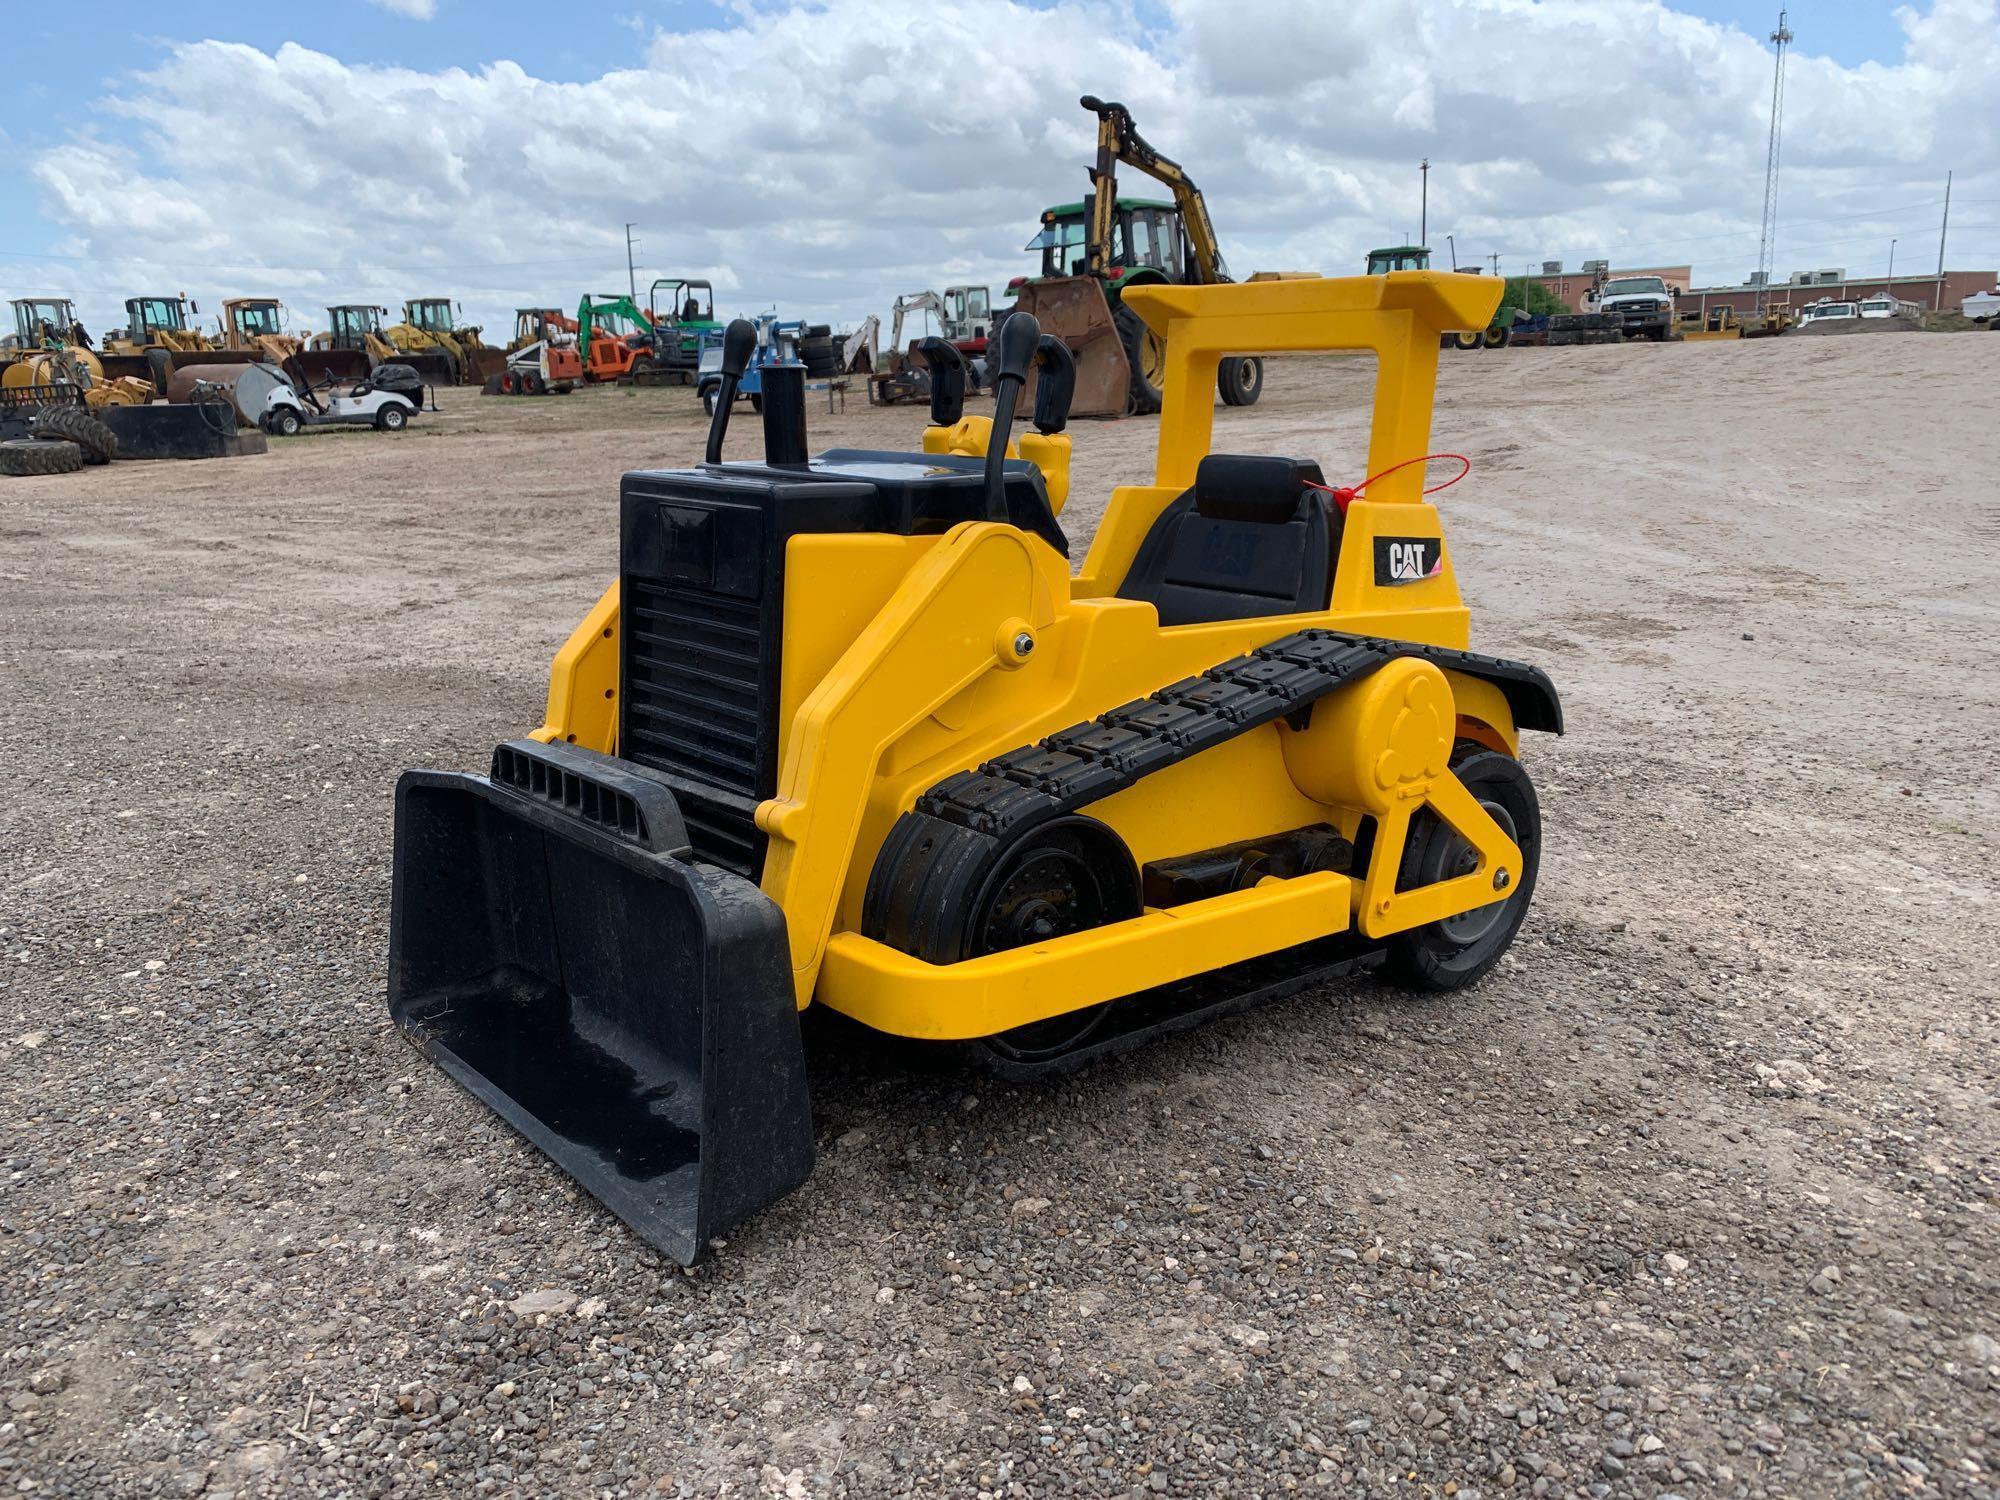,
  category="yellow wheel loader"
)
[388,271,1562,1264]
[385,298,506,386]
[216,298,308,364]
